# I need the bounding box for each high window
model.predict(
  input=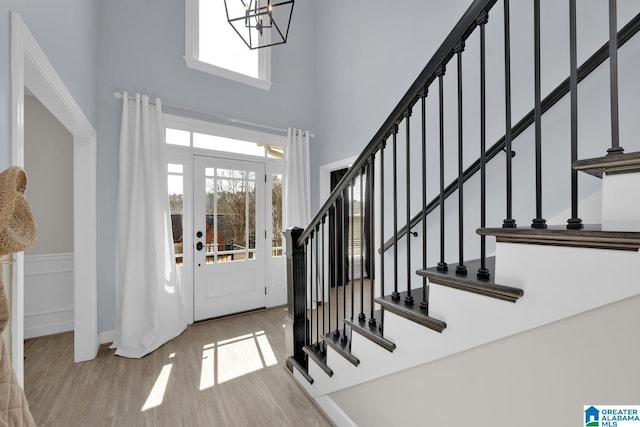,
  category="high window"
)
[185,0,271,90]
